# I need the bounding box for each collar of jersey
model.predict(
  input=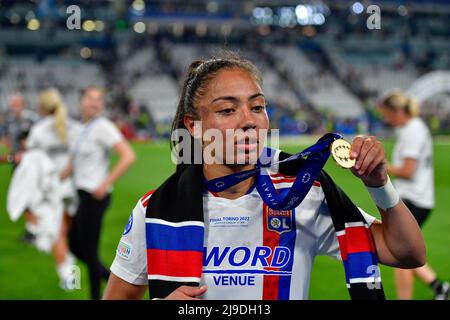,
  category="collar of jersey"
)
[203,178,256,198]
